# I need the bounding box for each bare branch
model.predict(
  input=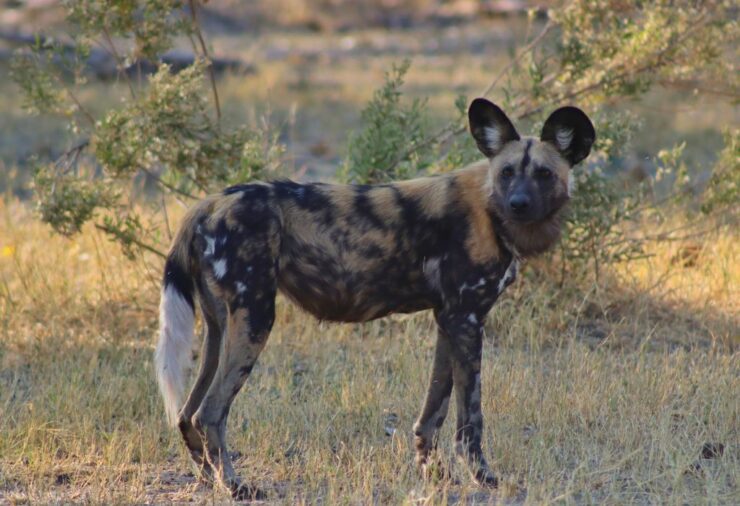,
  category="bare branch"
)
[188,0,222,124]
[53,139,90,174]
[139,167,199,200]
[94,223,167,259]
[100,26,137,99]
[161,193,173,242]
[515,13,710,119]
[480,20,555,99]
[63,85,97,127]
